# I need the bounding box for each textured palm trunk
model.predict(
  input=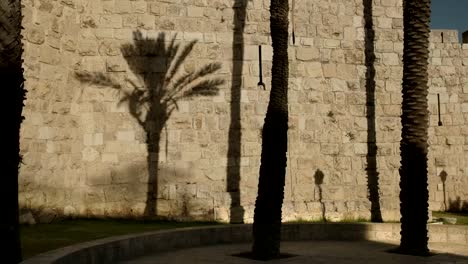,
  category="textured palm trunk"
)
[0,0,25,262]
[398,0,431,256]
[251,0,289,260]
